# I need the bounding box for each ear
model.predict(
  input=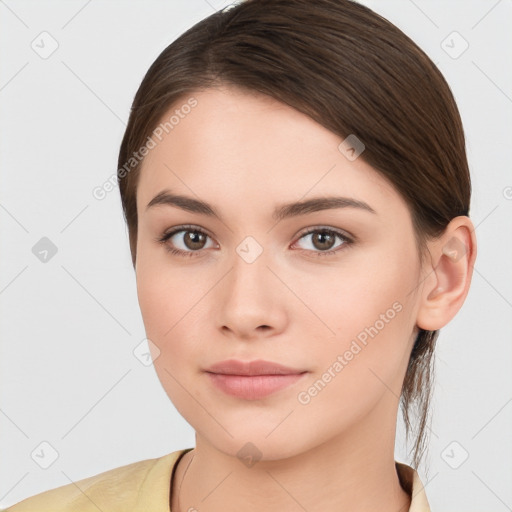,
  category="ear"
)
[416,216,477,331]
